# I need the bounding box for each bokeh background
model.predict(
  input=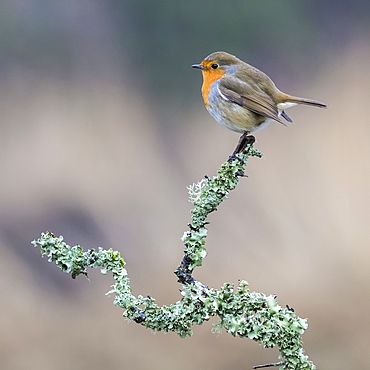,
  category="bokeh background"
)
[1,1,369,369]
